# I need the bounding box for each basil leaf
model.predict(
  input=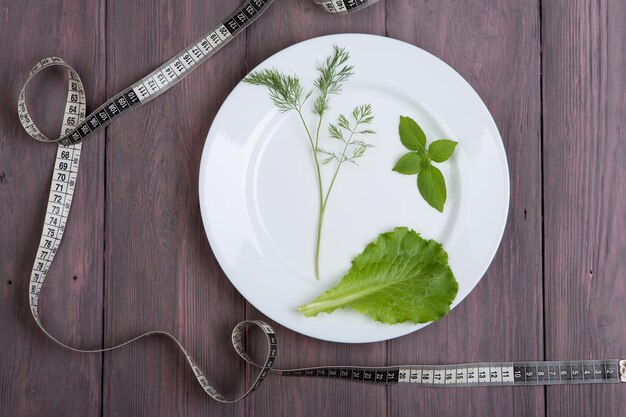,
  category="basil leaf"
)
[399,116,427,153]
[392,116,455,213]
[392,152,429,175]
[417,165,447,212]
[428,140,458,163]
[298,227,458,324]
